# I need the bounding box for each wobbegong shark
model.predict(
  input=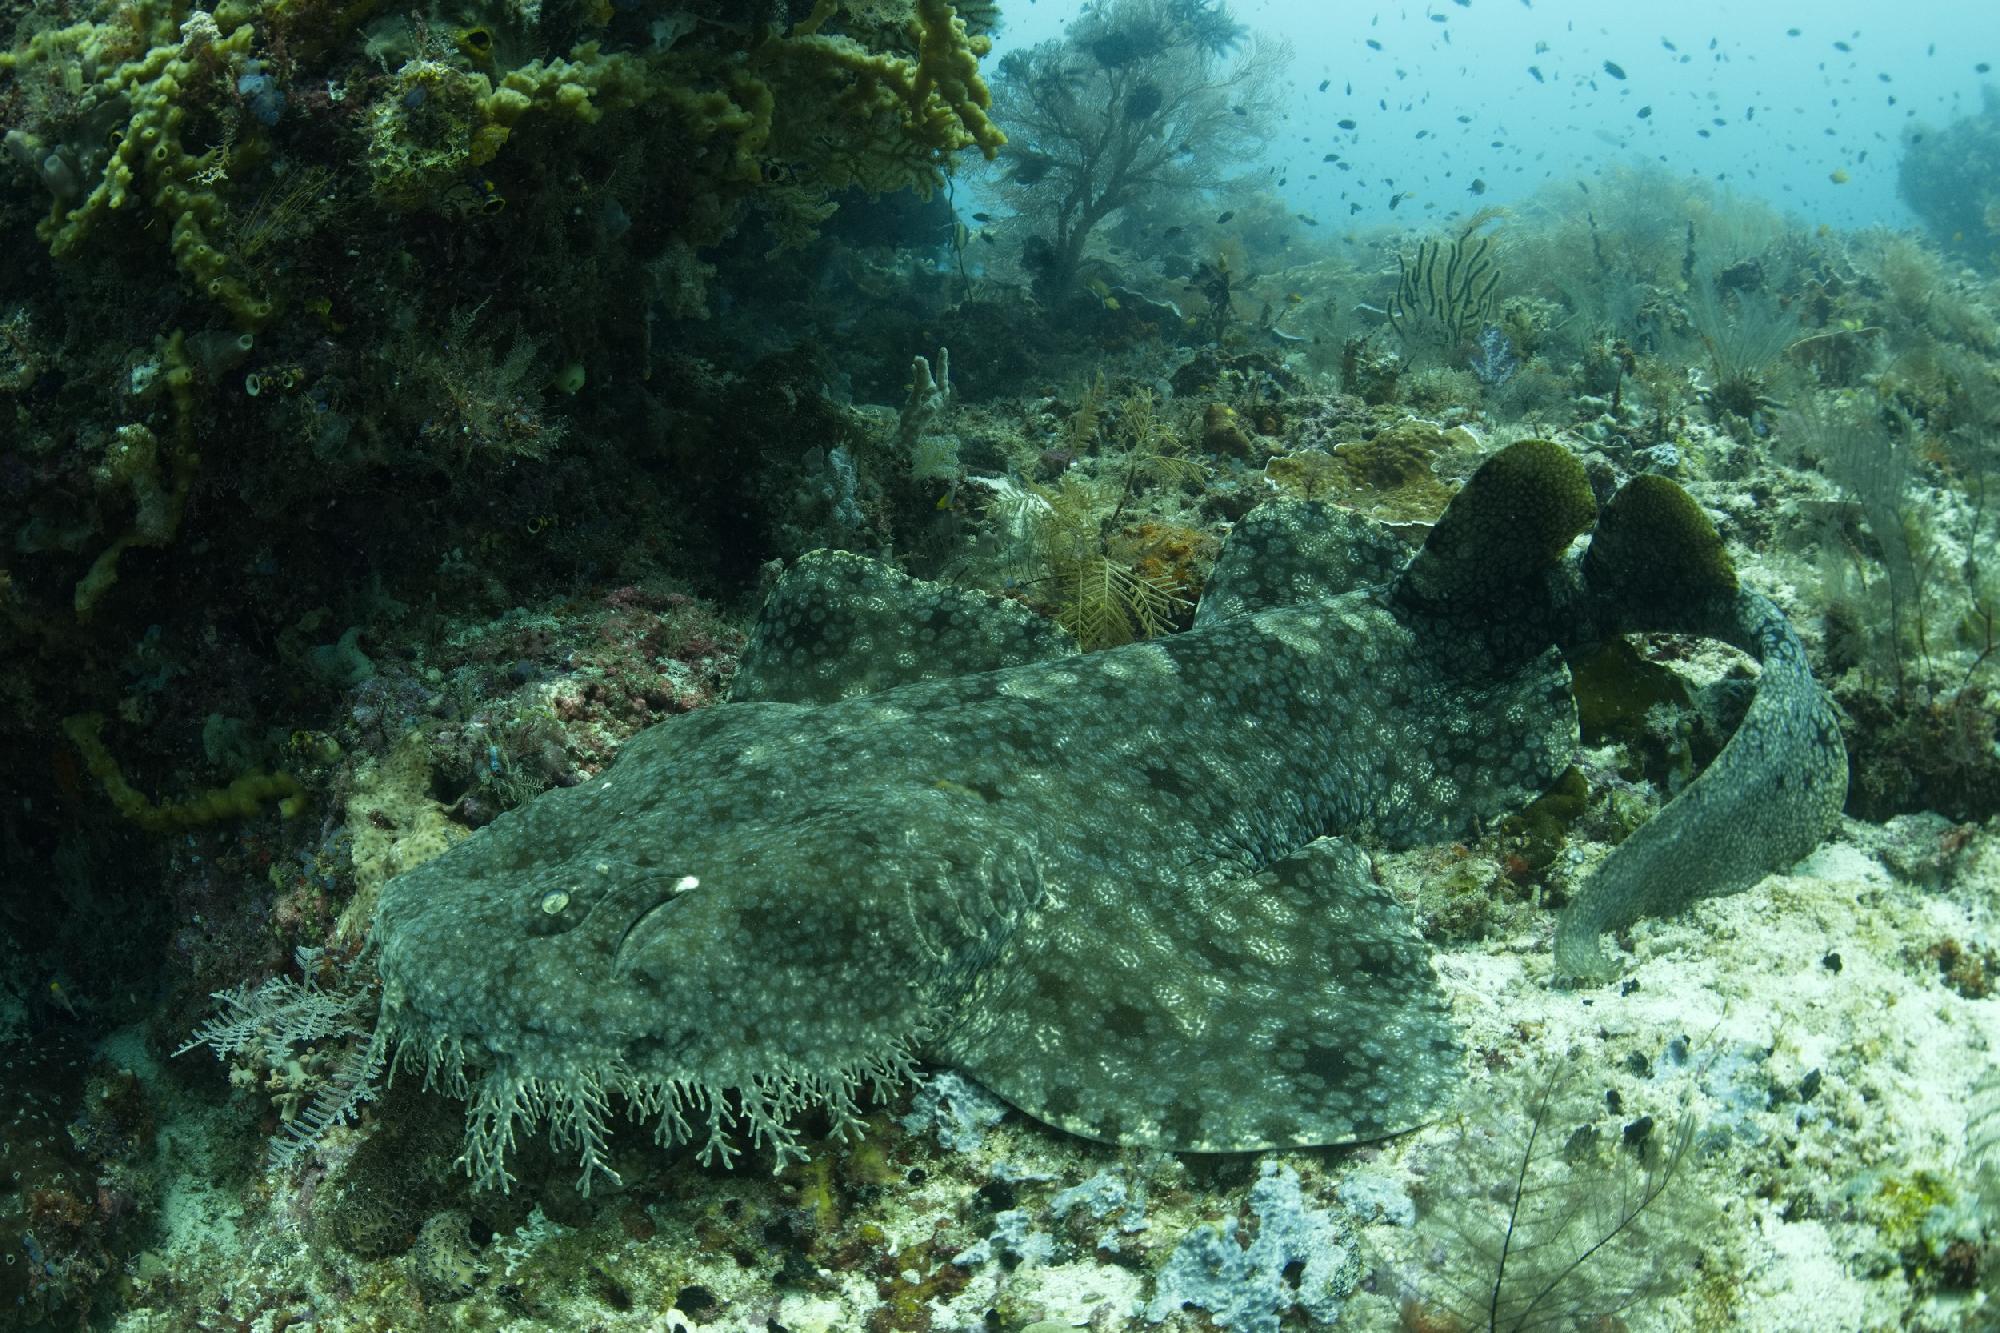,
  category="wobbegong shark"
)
[370,439,1845,1192]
